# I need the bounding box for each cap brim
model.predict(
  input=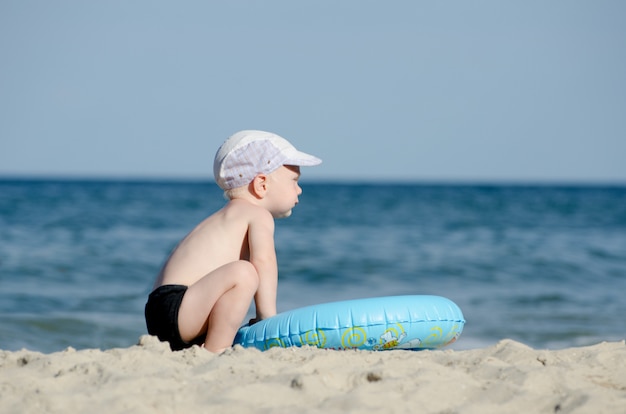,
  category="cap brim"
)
[283,149,322,167]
